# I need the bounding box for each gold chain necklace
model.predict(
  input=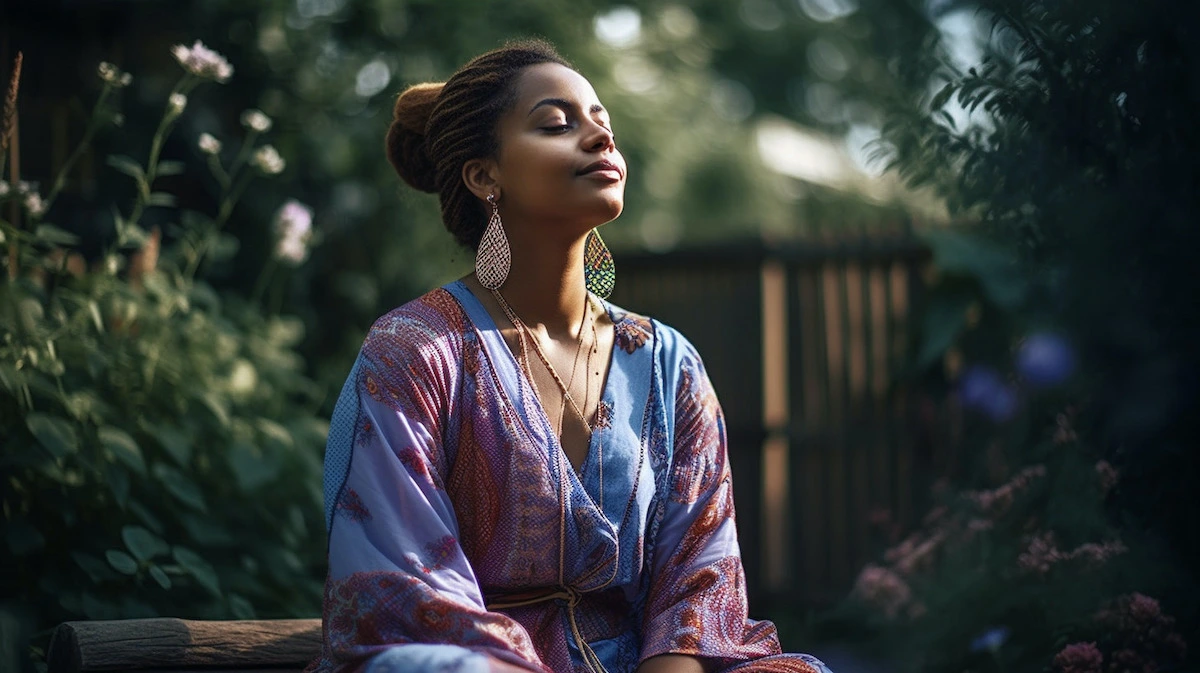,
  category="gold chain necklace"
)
[491,289,595,432]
